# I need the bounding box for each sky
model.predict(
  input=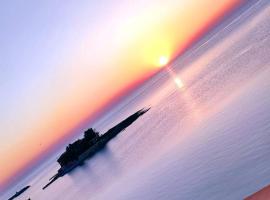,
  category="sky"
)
[0,0,243,192]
